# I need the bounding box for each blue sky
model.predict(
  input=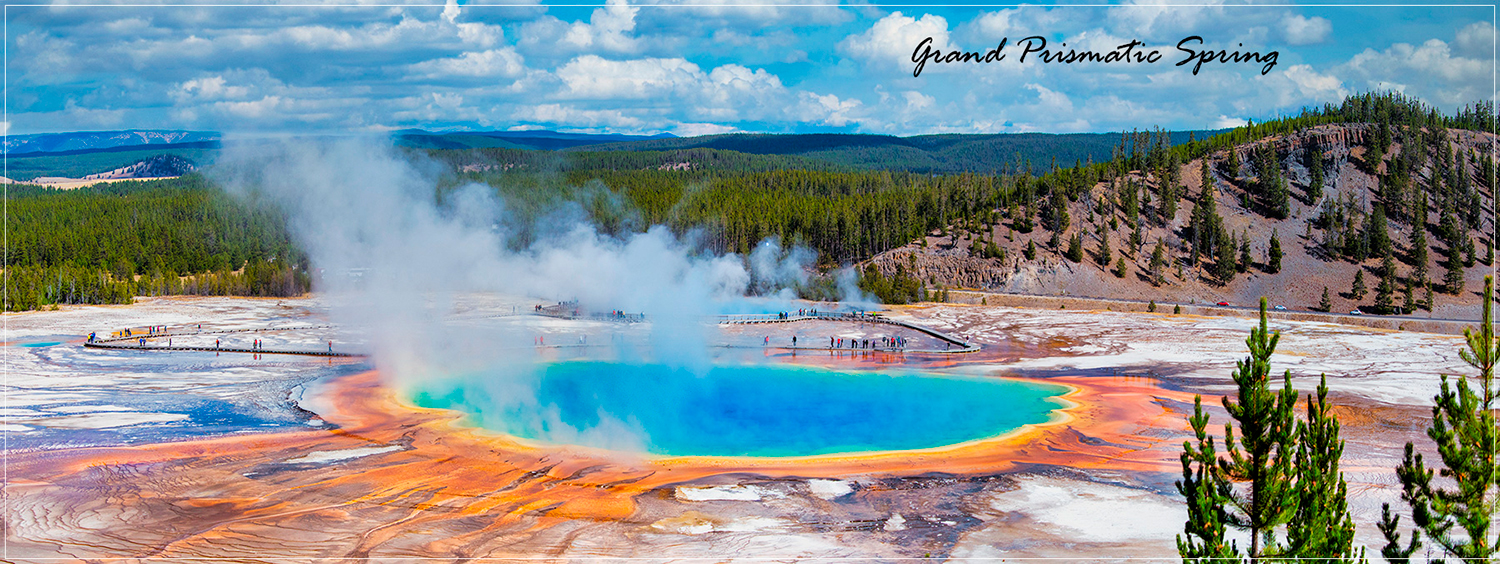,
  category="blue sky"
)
[5,1,1494,136]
